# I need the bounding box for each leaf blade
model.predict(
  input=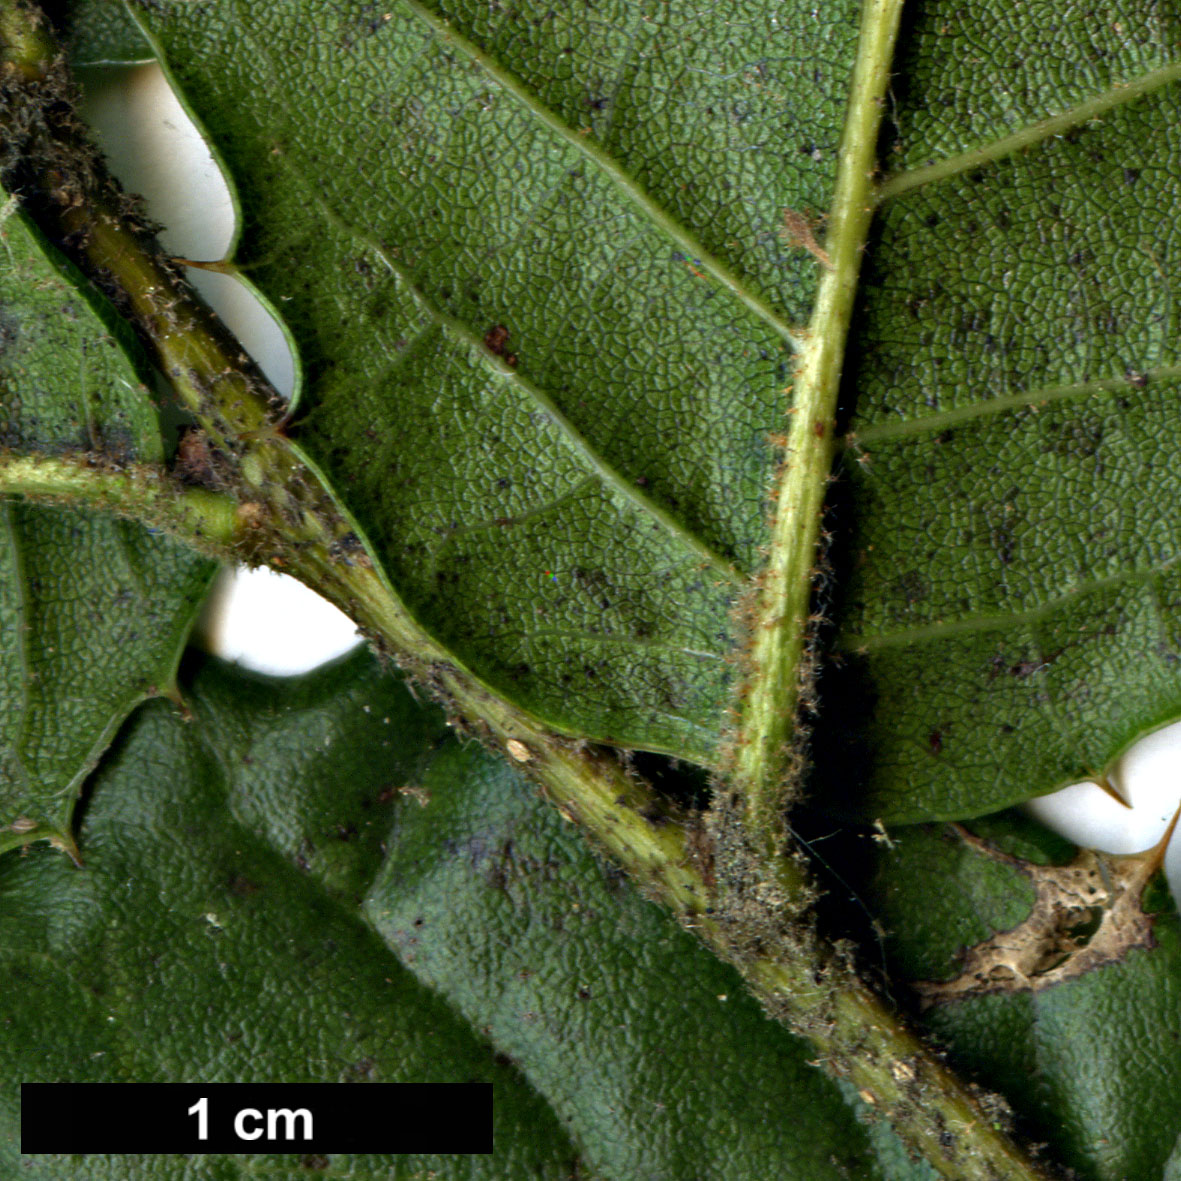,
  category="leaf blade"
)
[0,191,214,846]
[2,650,894,1178]
[815,12,1181,819]
[862,811,1181,1180]
[124,0,870,762]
